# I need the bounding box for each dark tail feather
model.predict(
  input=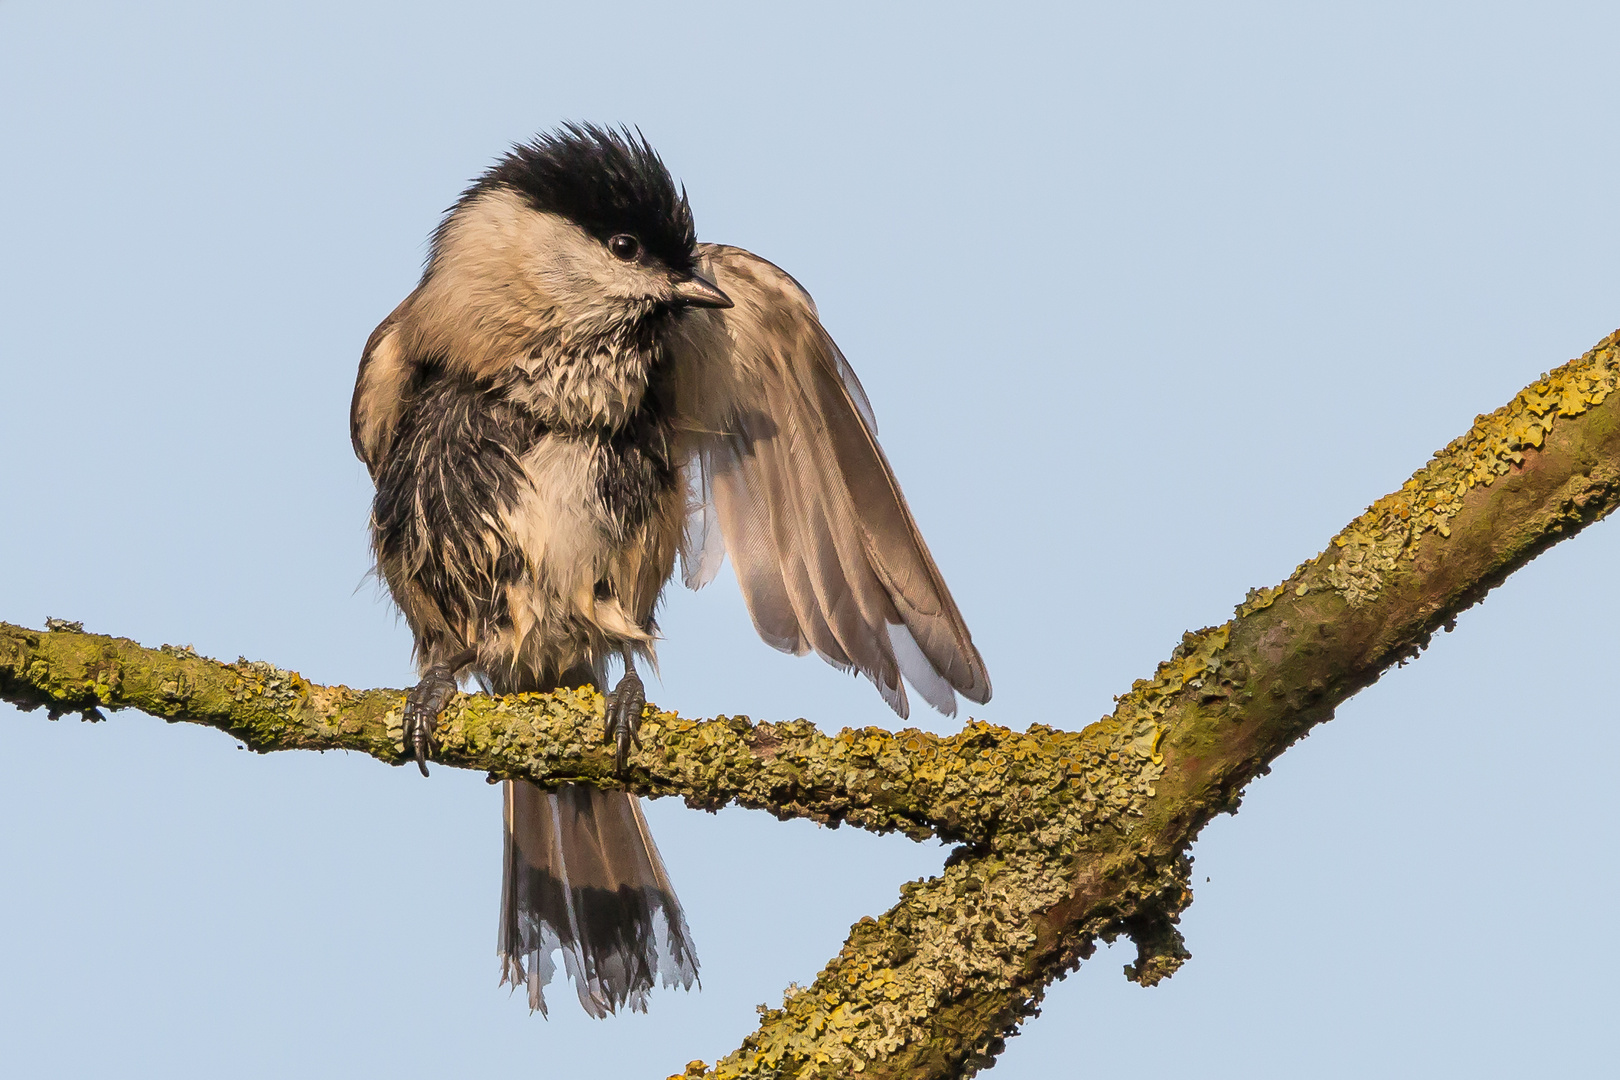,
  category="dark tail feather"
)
[499,780,700,1017]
